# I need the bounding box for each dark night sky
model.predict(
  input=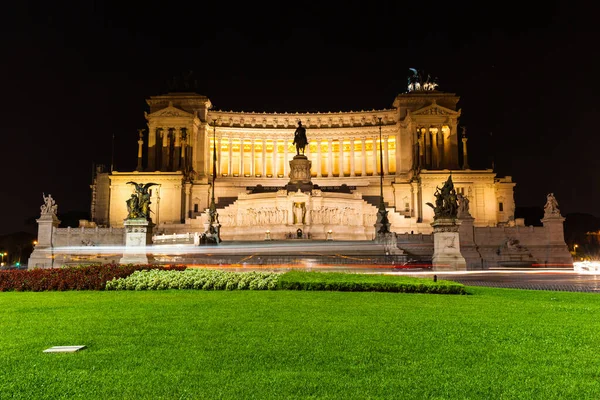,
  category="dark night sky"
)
[2,1,598,235]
